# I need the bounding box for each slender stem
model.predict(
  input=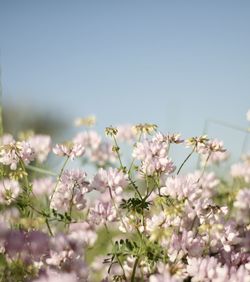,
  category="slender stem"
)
[104,223,127,280]
[177,146,195,175]
[108,187,128,233]
[50,157,69,202]
[45,218,53,236]
[131,257,139,282]
[197,152,211,182]
[26,165,57,176]
[128,175,143,200]
[207,119,249,133]
[18,157,30,192]
[112,135,124,169]
[128,132,143,174]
